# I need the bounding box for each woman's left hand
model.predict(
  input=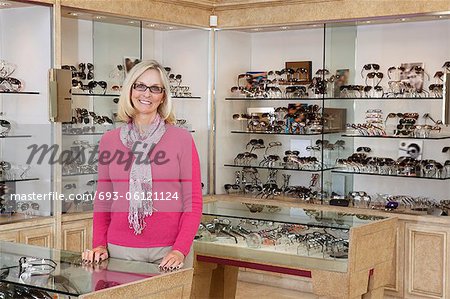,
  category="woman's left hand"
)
[159,250,185,271]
